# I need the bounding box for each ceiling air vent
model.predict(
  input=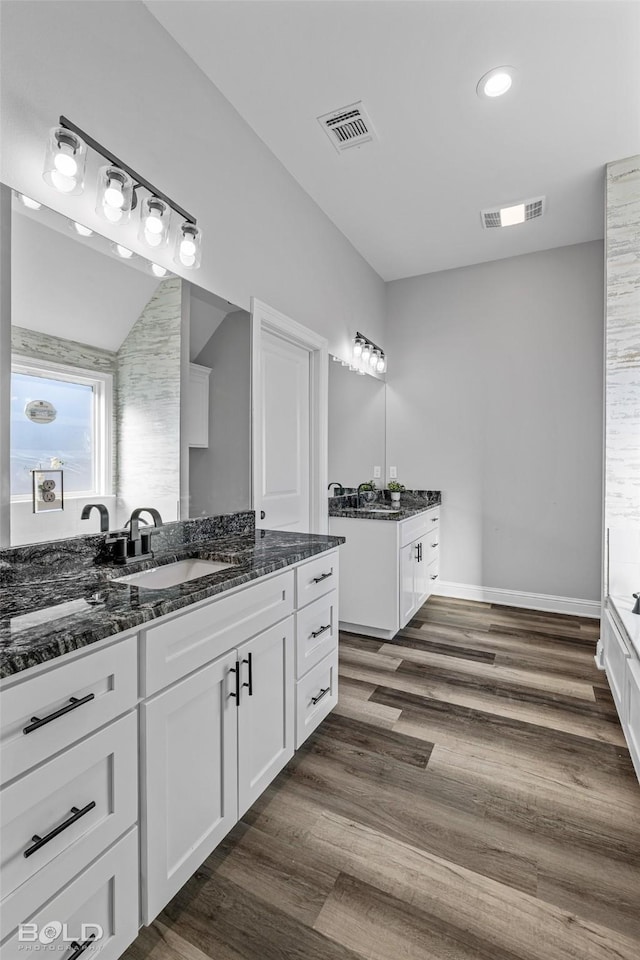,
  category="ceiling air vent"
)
[481,196,546,229]
[318,101,377,153]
